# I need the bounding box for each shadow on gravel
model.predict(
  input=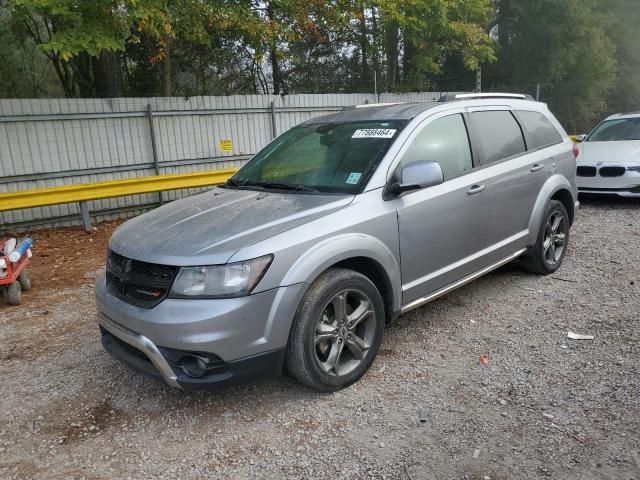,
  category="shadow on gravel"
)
[578,193,640,209]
